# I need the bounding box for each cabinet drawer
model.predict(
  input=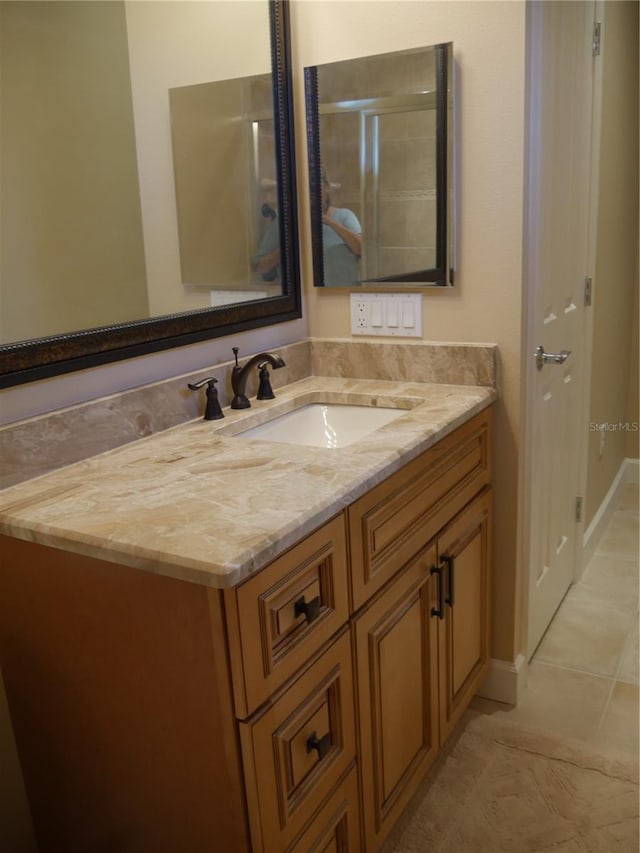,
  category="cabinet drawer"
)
[225,515,349,718]
[240,630,356,853]
[287,766,361,852]
[349,408,492,610]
